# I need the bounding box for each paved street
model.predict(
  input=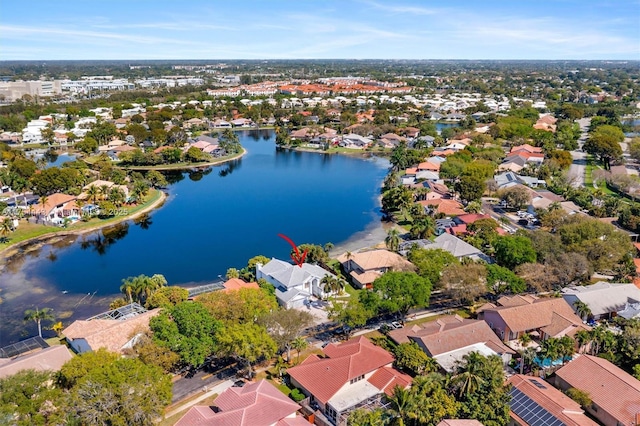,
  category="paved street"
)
[567,117,591,188]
